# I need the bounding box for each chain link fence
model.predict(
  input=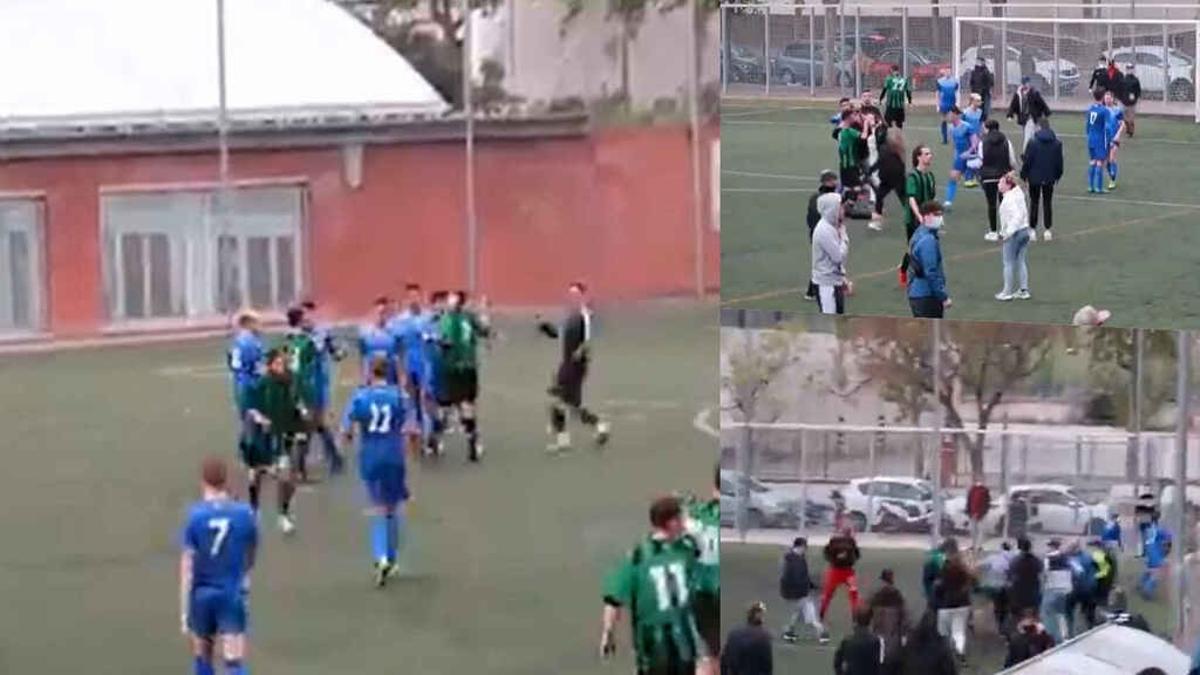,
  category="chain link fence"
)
[720,2,1200,117]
